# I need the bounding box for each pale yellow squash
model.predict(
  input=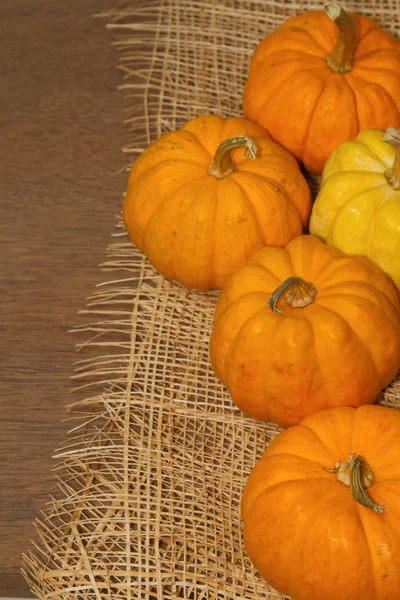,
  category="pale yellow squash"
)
[310,127,400,289]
